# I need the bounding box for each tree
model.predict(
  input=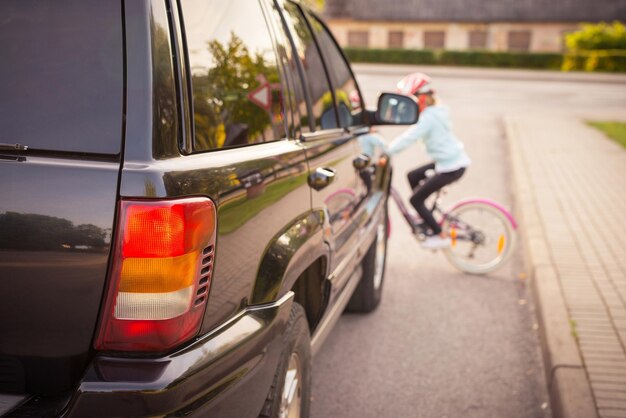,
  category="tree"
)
[192,33,279,150]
